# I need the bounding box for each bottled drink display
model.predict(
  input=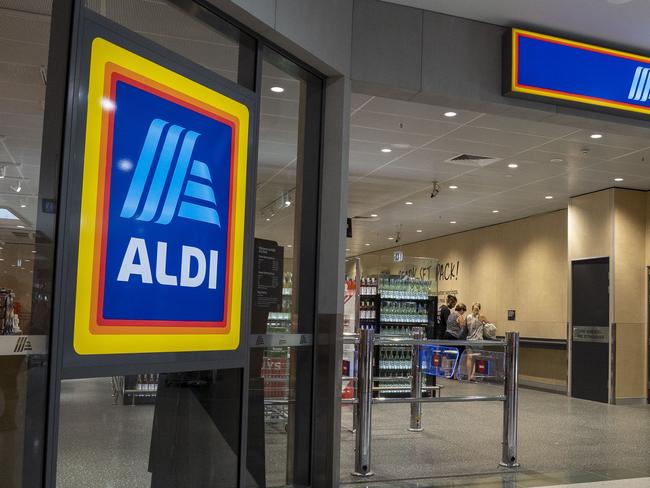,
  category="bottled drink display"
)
[379,276,430,300]
[360,276,378,295]
[380,300,428,324]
